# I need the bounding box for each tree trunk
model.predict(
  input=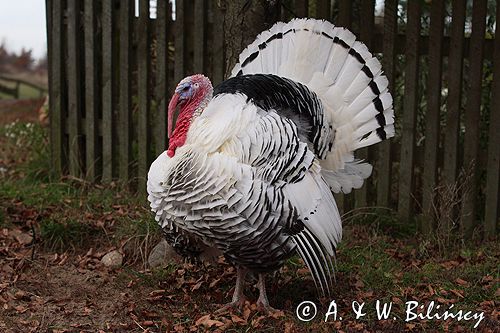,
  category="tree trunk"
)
[219,0,280,77]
